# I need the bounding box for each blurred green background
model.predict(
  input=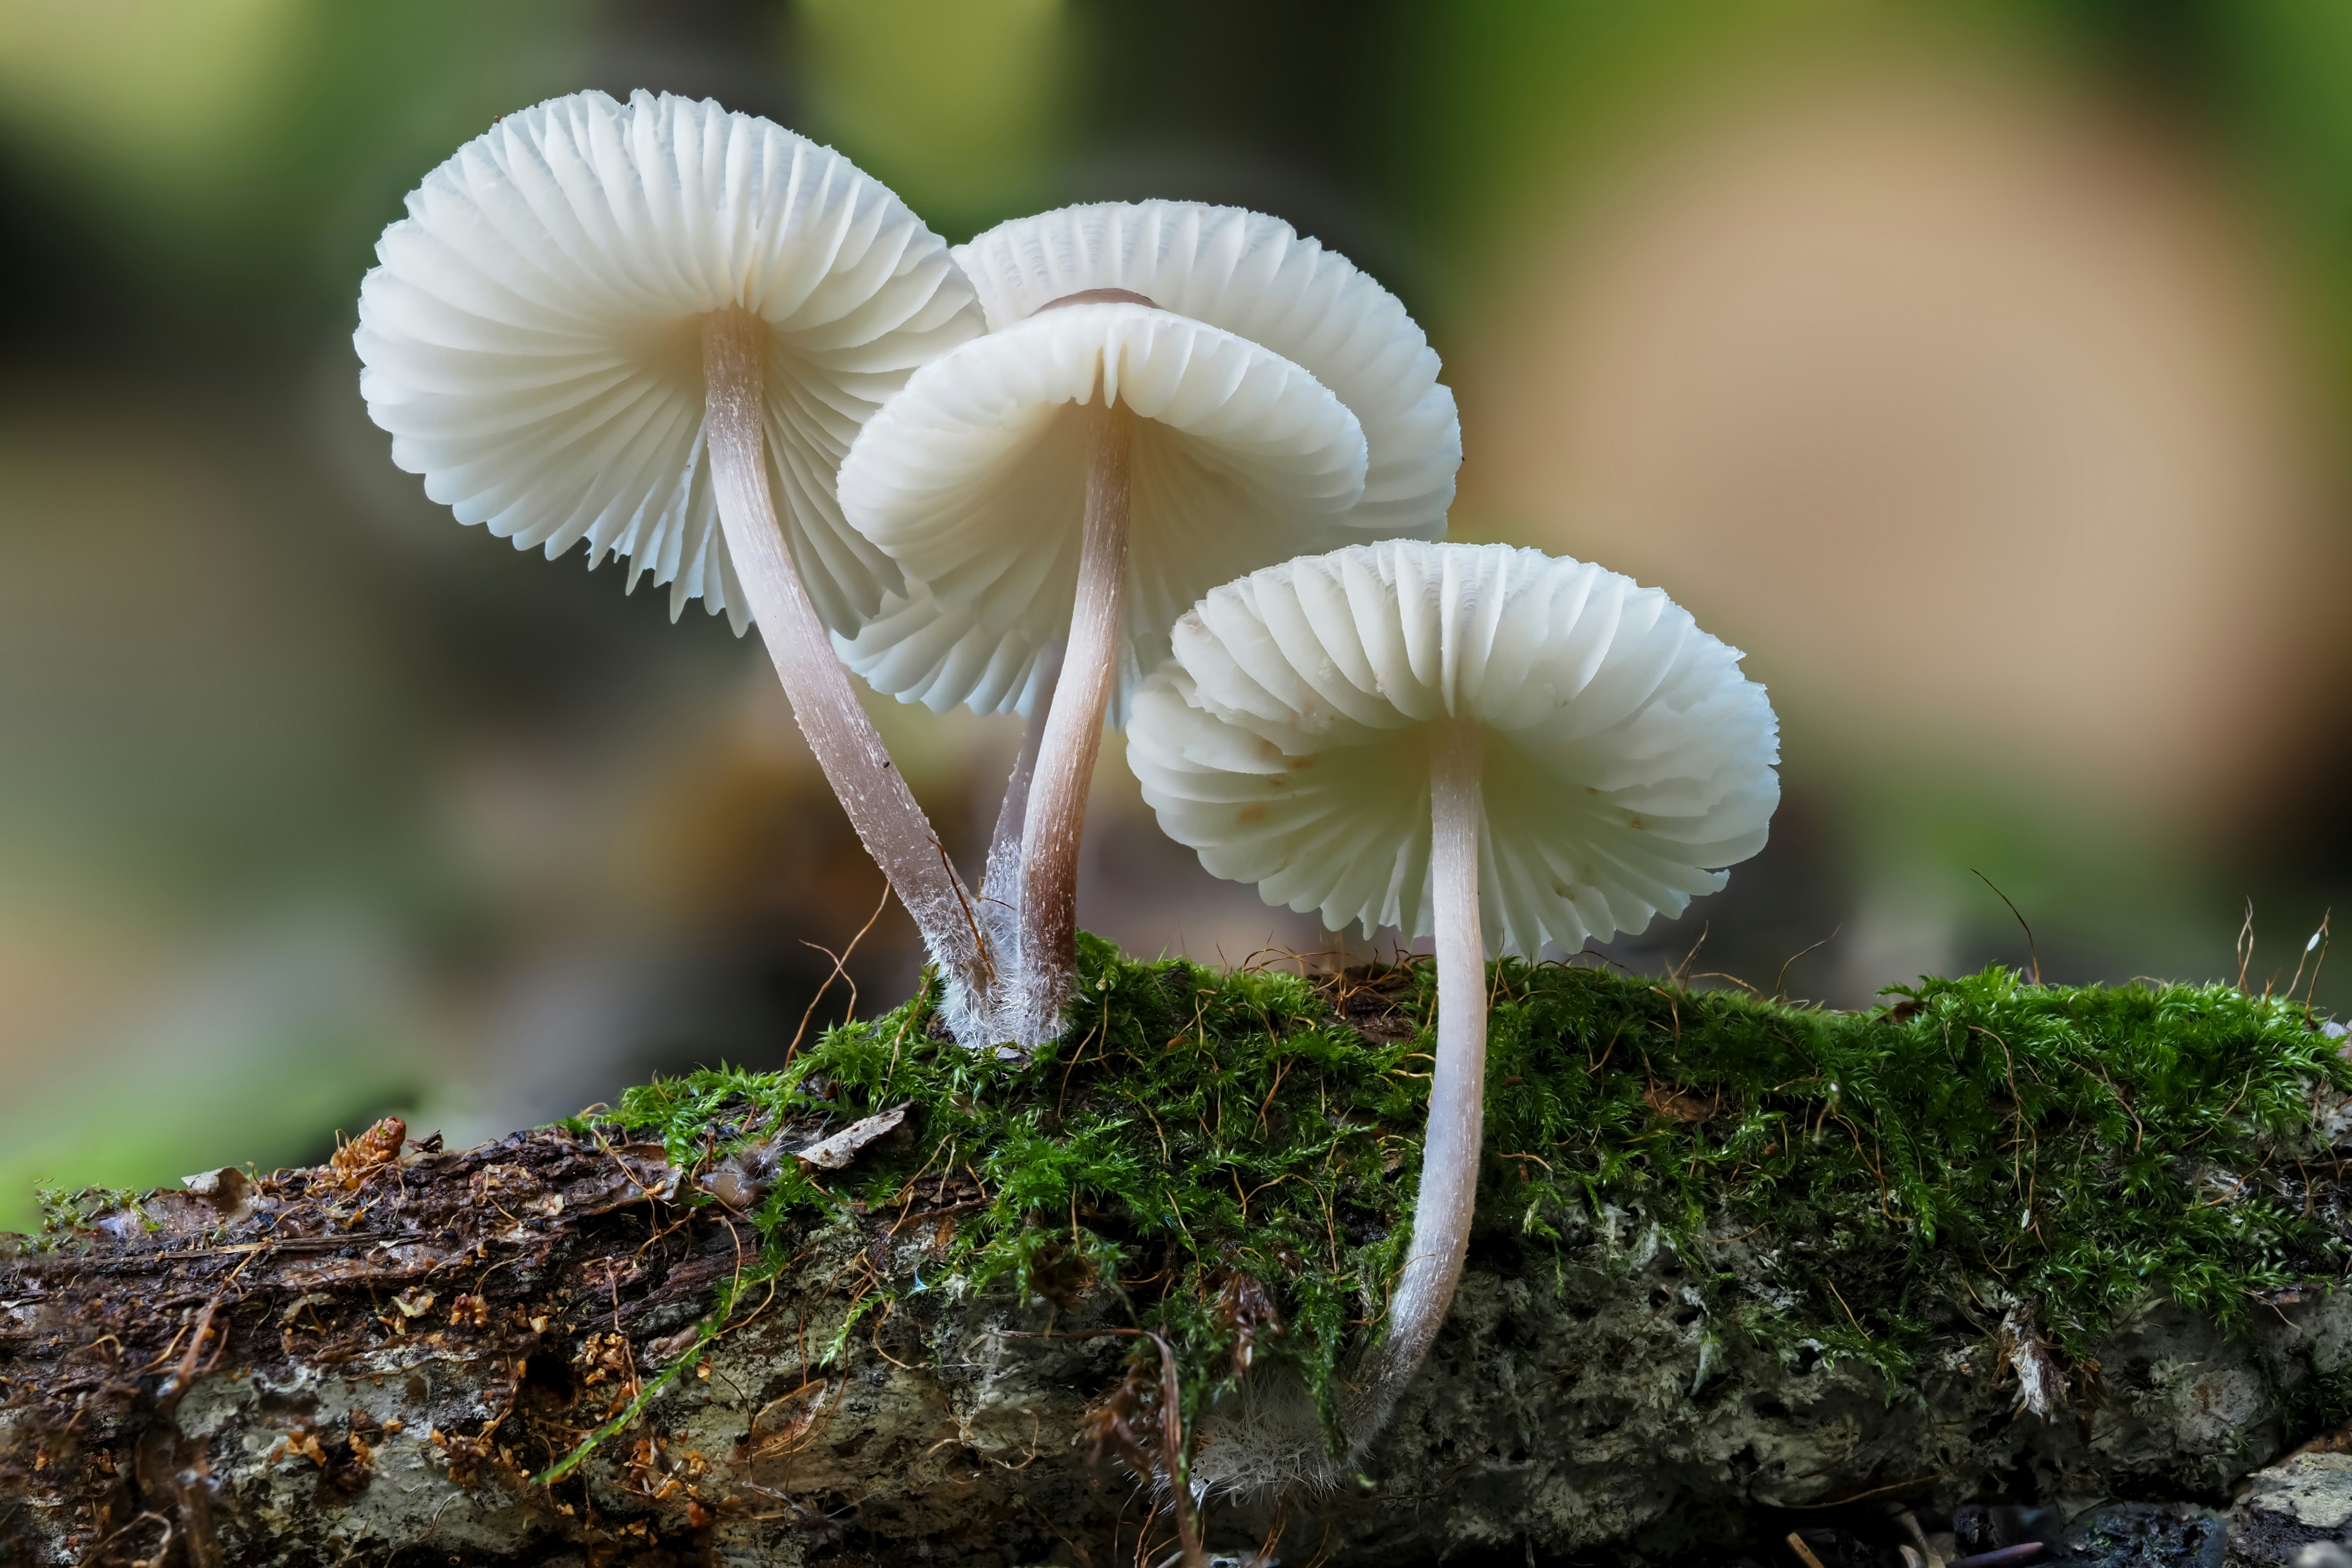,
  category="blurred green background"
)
[2,0,2346,1228]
